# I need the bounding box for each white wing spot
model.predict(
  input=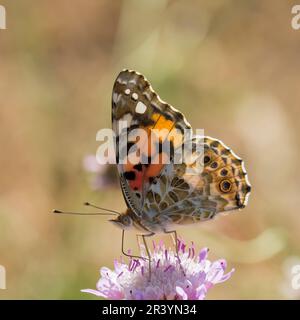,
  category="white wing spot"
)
[135,101,147,114]
[132,93,138,100]
[125,89,130,95]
